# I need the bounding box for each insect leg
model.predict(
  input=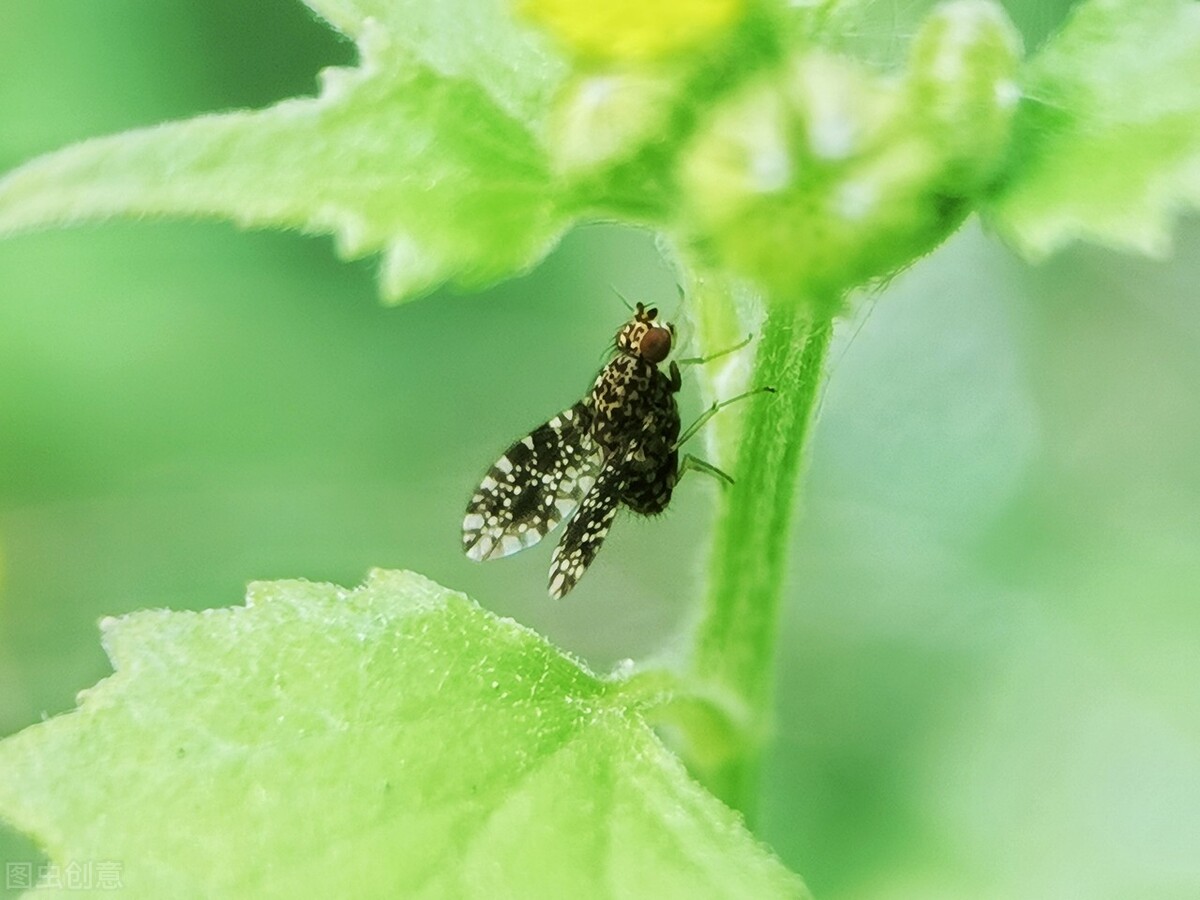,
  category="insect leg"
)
[677,453,735,486]
[673,386,775,449]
